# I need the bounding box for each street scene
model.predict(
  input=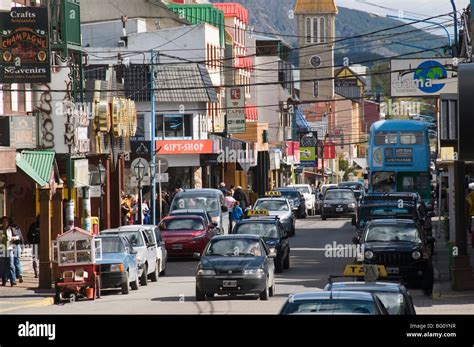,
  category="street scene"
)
[1,0,474,323]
